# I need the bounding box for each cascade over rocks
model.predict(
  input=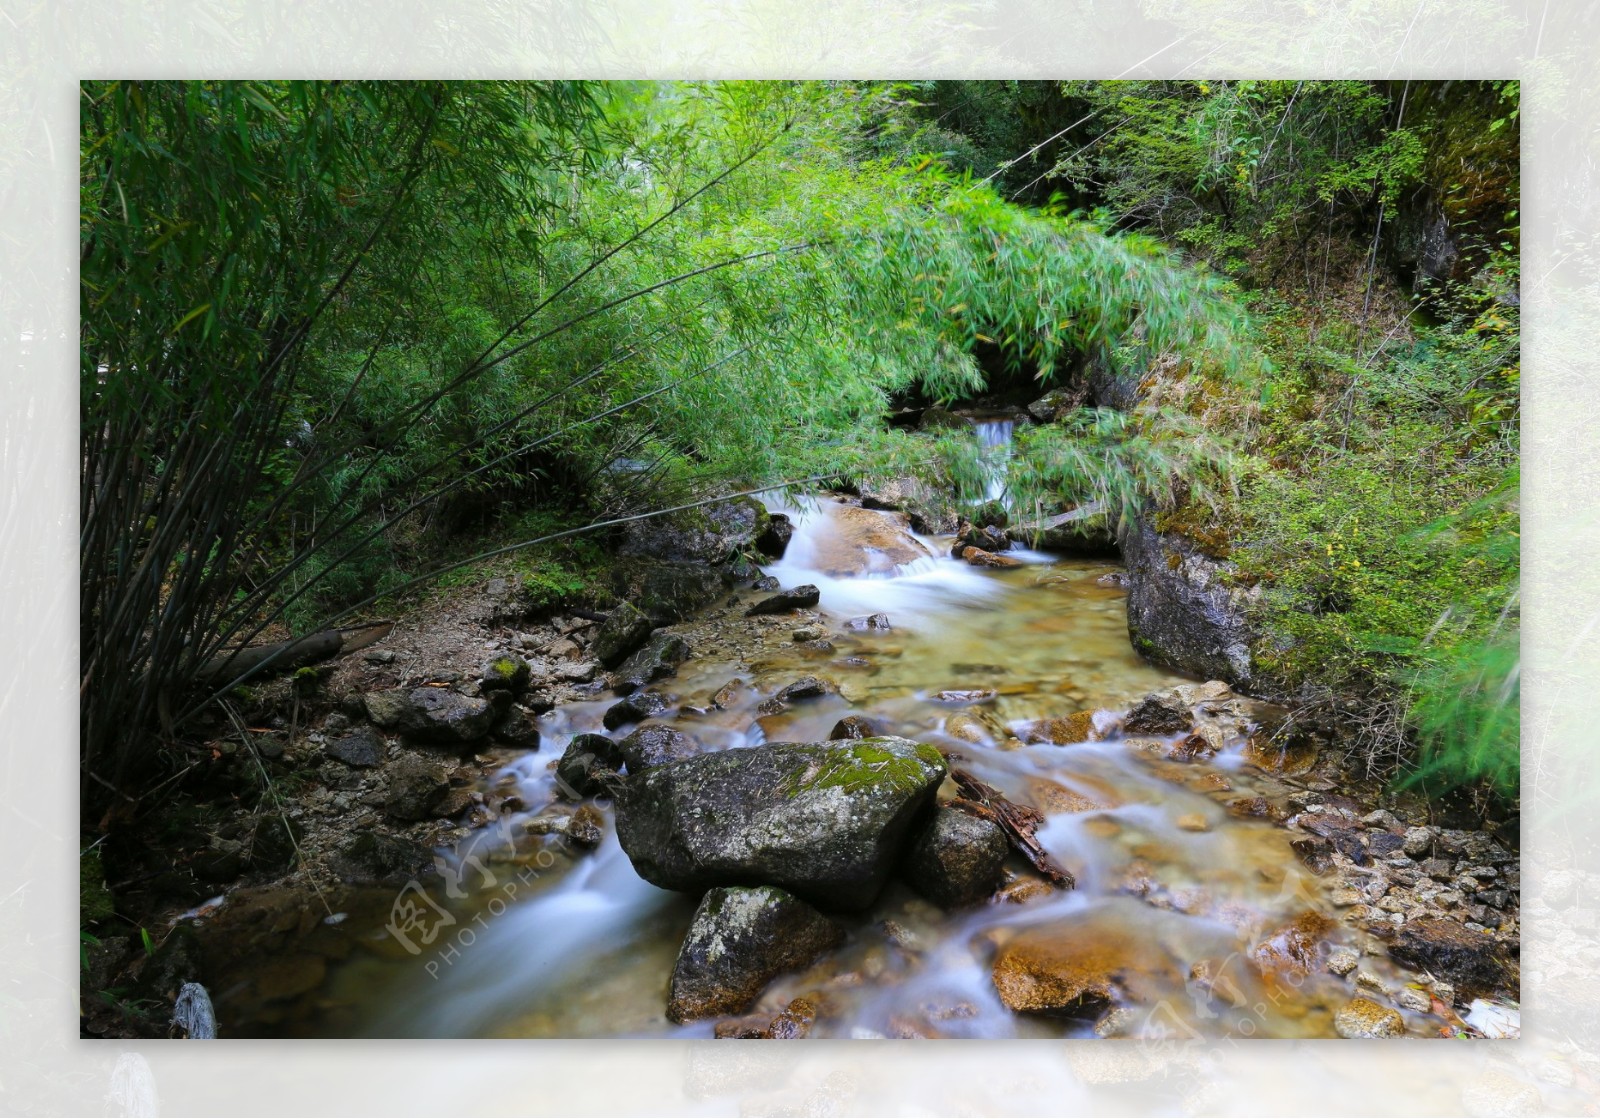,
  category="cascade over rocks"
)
[857,474,957,535]
[810,505,932,576]
[615,737,947,911]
